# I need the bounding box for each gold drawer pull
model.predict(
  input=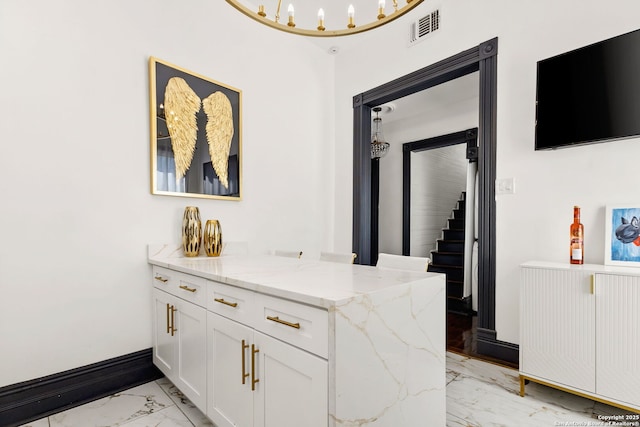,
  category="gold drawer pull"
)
[266,316,300,329]
[155,276,168,283]
[214,298,238,308]
[241,339,249,384]
[179,285,197,293]
[251,344,260,391]
[170,305,177,336]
